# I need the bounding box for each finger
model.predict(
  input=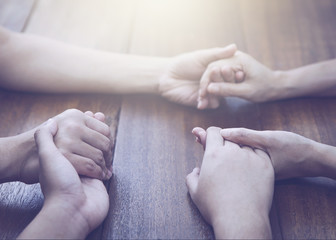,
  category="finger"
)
[197,95,209,110]
[198,68,212,109]
[221,66,236,83]
[68,154,112,180]
[192,127,207,148]
[72,141,108,174]
[235,71,245,83]
[85,115,111,137]
[35,119,60,163]
[94,112,105,122]
[198,65,223,108]
[220,128,267,150]
[185,167,200,197]
[84,111,94,117]
[35,120,78,181]
[198,44,237,66]
[207,68,223,109]
[208,96,221,109]
[81,127,113,166]
[208,82,249,99]
[82,127,112,155]
[205,127,223,151]
[197,44,238,109]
